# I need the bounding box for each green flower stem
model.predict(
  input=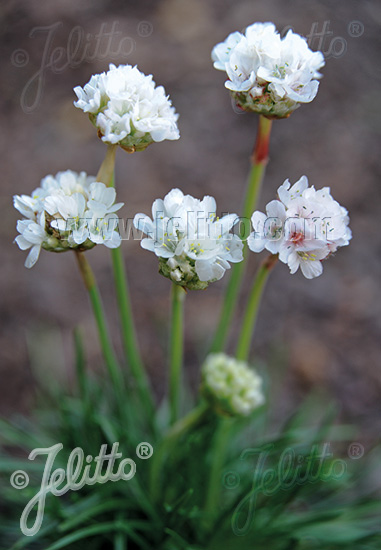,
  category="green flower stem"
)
[169,283,186,426]
[73,327,93,419]
[210,115,273,354]
[74,327,87,403]
[97,144,155,419]
[236,254,278,362]
[209,261,245,353]
[150,402,209,501]
[96,144,117,186]
[74,250,124,397]
[203,417,233,529]
[110,247,155,417]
